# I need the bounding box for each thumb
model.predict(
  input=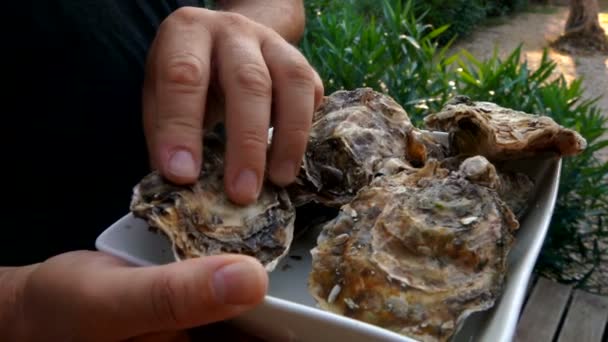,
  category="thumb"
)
[100,254,268,340]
